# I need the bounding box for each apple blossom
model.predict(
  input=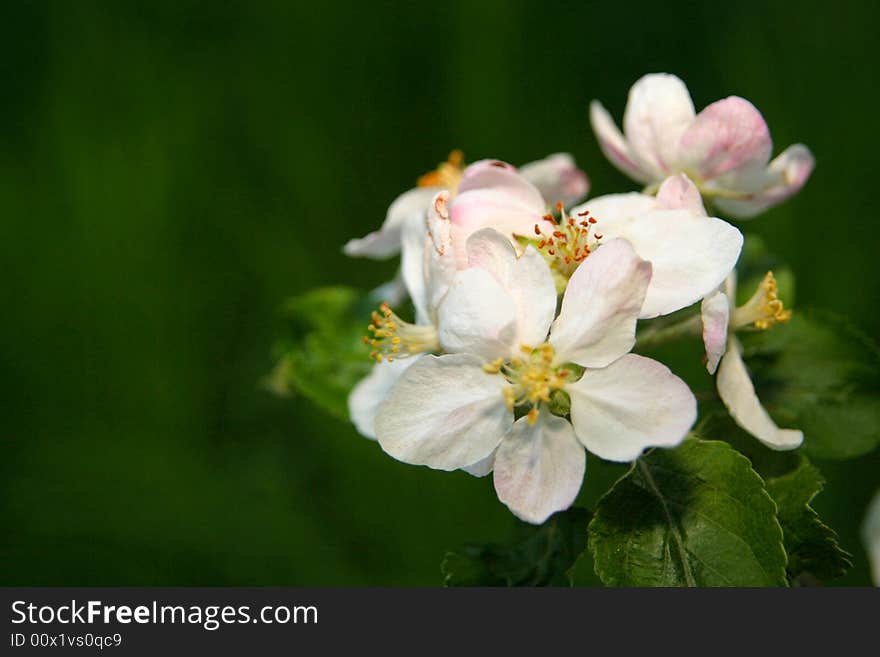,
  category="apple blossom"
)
[342,151,588,262]
[701,272,803,450]
[590,73,814,218]
[348,169,554,440]
[374,229,696,523]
